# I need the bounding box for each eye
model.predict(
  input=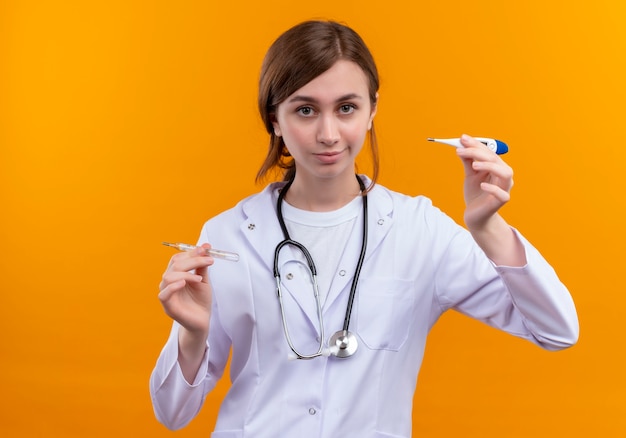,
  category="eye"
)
[297,106,315,116]
[338,104,356,115]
